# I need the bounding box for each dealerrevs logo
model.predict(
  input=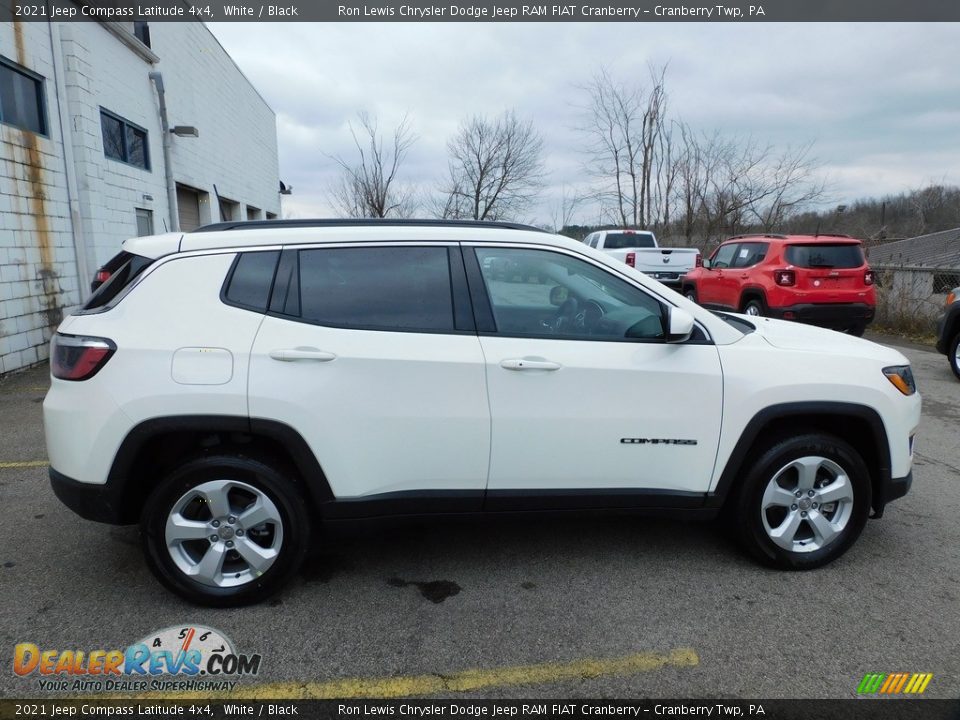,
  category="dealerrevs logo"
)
[13,625,261,693]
